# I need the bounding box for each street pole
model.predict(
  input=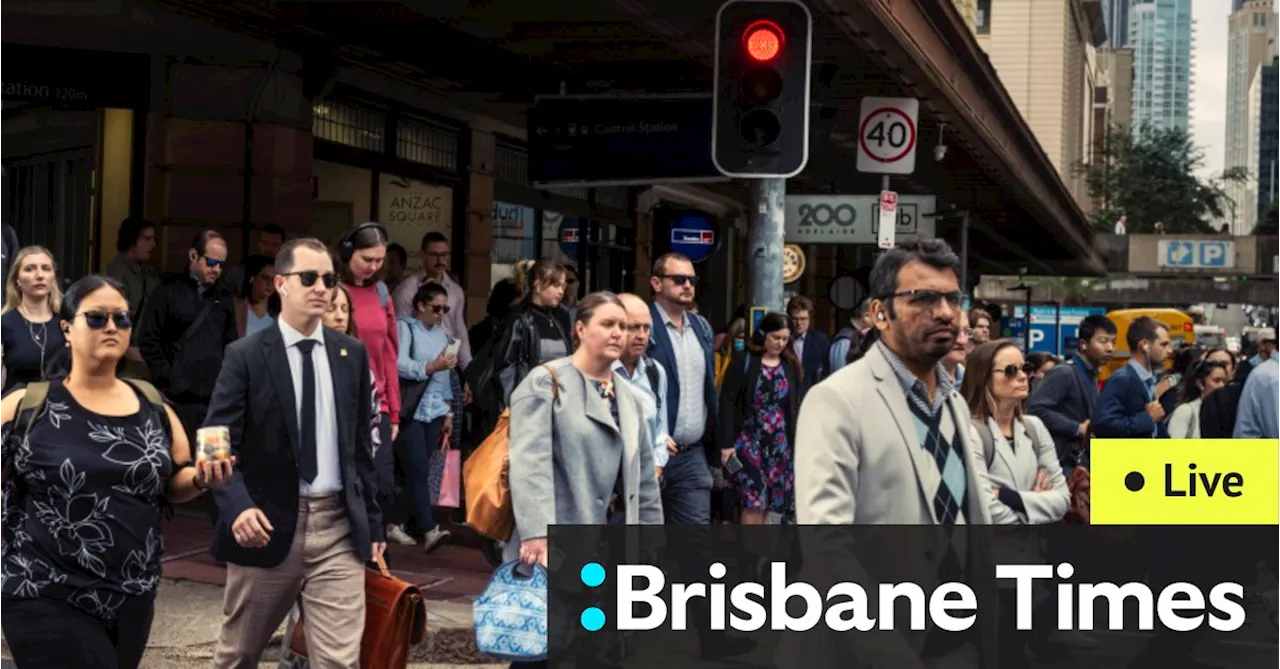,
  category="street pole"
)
[959,210,970,297]
[1023,286,1032,353]
[747,178,787,314]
